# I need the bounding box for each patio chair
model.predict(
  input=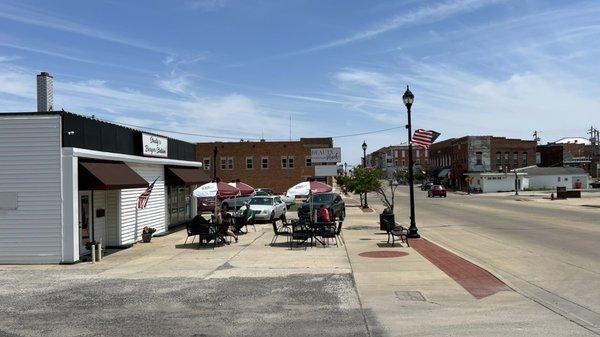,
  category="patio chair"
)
[184,222,202,244]
[290,219,312,248]
[270,220,292,246]
[198,224,220,249]
[387,224,409,247]
[318,222,339,247]
[245,214,256,233]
